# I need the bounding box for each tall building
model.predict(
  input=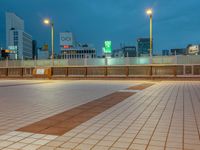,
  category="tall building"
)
[6,12,32,59]
[137,38,151,56]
